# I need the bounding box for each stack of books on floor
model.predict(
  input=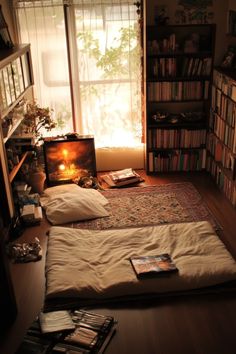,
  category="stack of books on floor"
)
[16,309,116,354]
[101,168,143,187]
